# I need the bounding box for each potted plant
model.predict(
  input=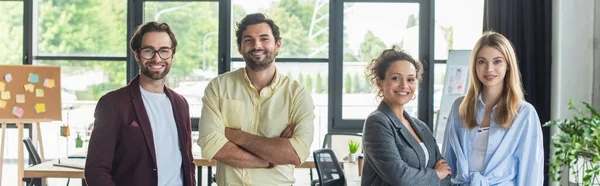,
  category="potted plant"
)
[348,140,360,162]
[544,99,600,185]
